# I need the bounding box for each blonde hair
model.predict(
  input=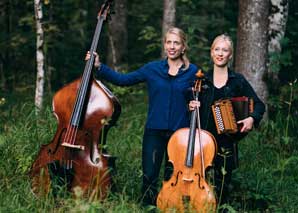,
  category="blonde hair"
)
[211,34,234,66]
[164,27,190,70]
